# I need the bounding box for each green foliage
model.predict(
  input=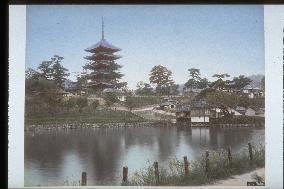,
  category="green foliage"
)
[185,68,208,90]
[25,78,64,116]
[232,75,252,90]
[197,89,264,111]
[169,84,180,95]
[25,109,144,125]
[37,61,53,80]
[25,68,42,80]
[52,56,70,88]
[90,100,99,112]
[103,92,119,107]
[211,73,230,89]
[37,55,70,88]
[124,144,265,186]
[26,77,58,95]
[135,81,154,96]
[76,97,88,113]
[149,65,174,94]
[64,98,77,112]
[125,96,137,110]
